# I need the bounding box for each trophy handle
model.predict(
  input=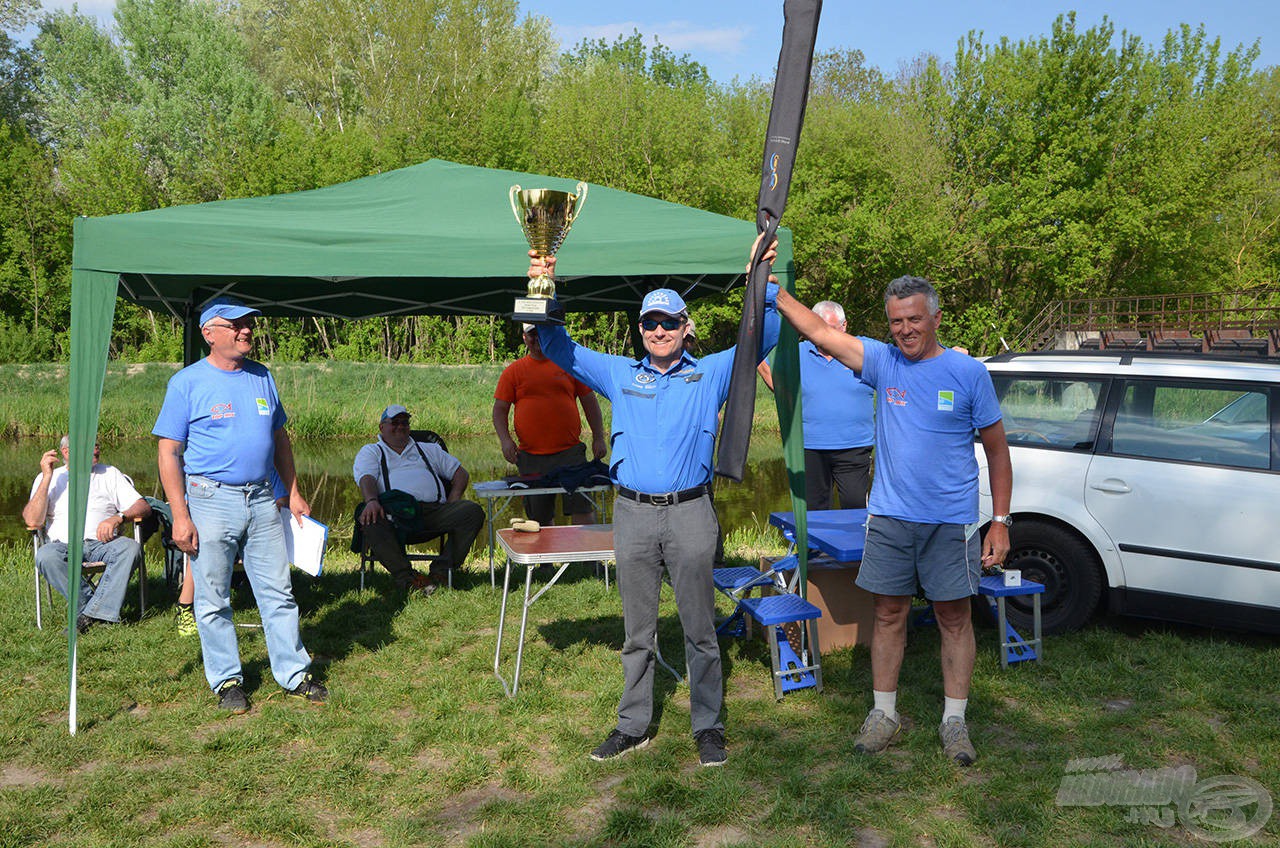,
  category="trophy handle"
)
[508,185,524,226]
[573,181,589,220]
